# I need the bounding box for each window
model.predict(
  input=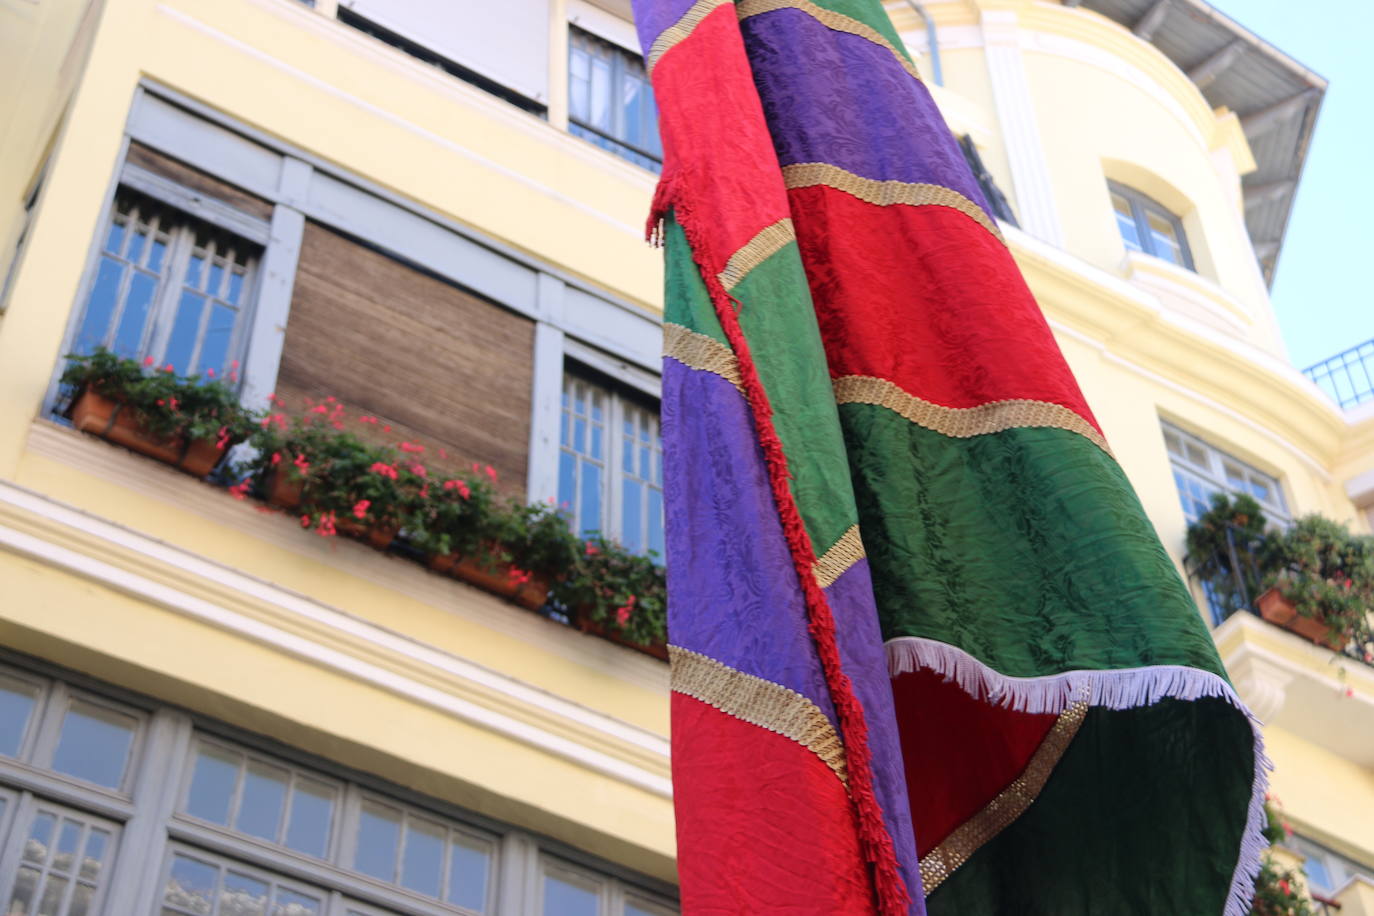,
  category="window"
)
[71,189,259,378]
[1288,834,1374,896]
[569,27,662,172]
[1162,422,1287,526]
[0,656,677,916]
[559,371,663,555]
[1109,182,1193,270]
